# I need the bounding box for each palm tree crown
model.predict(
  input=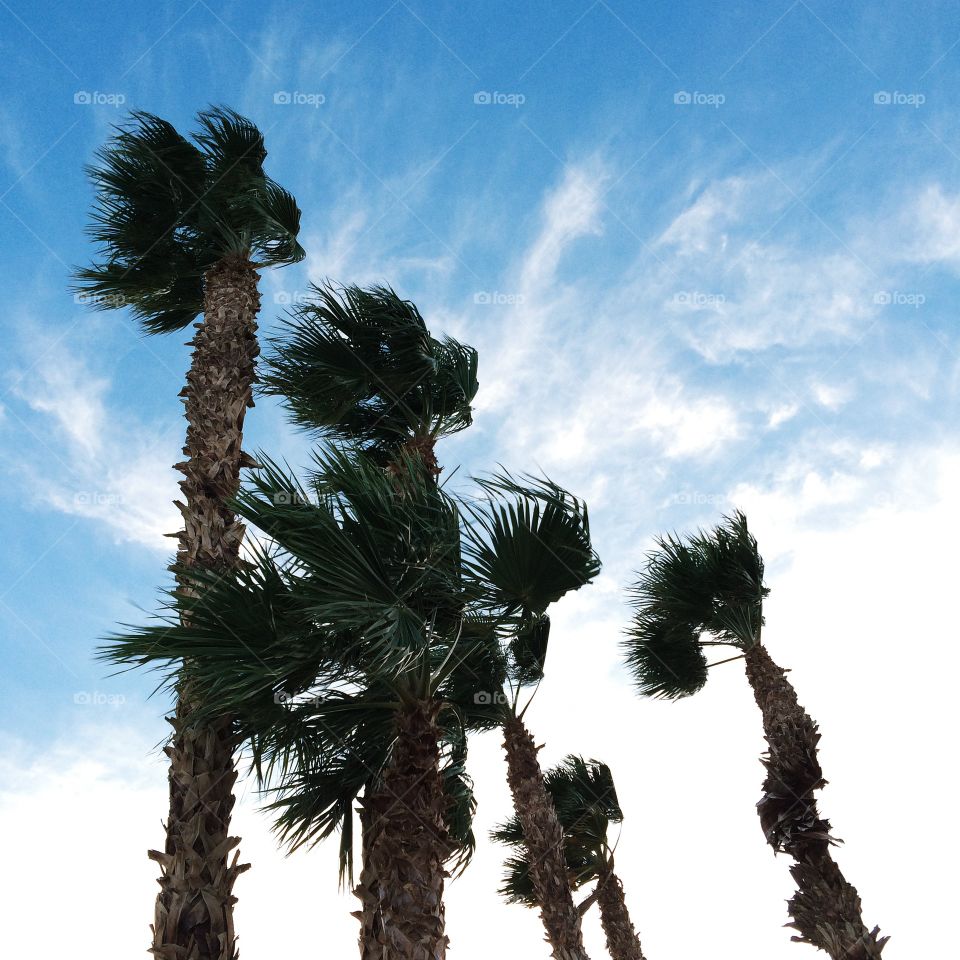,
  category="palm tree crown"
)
[261,283,478,471]
[74,106,304,333]
[623,510,767,699]
[493,756,623,904]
